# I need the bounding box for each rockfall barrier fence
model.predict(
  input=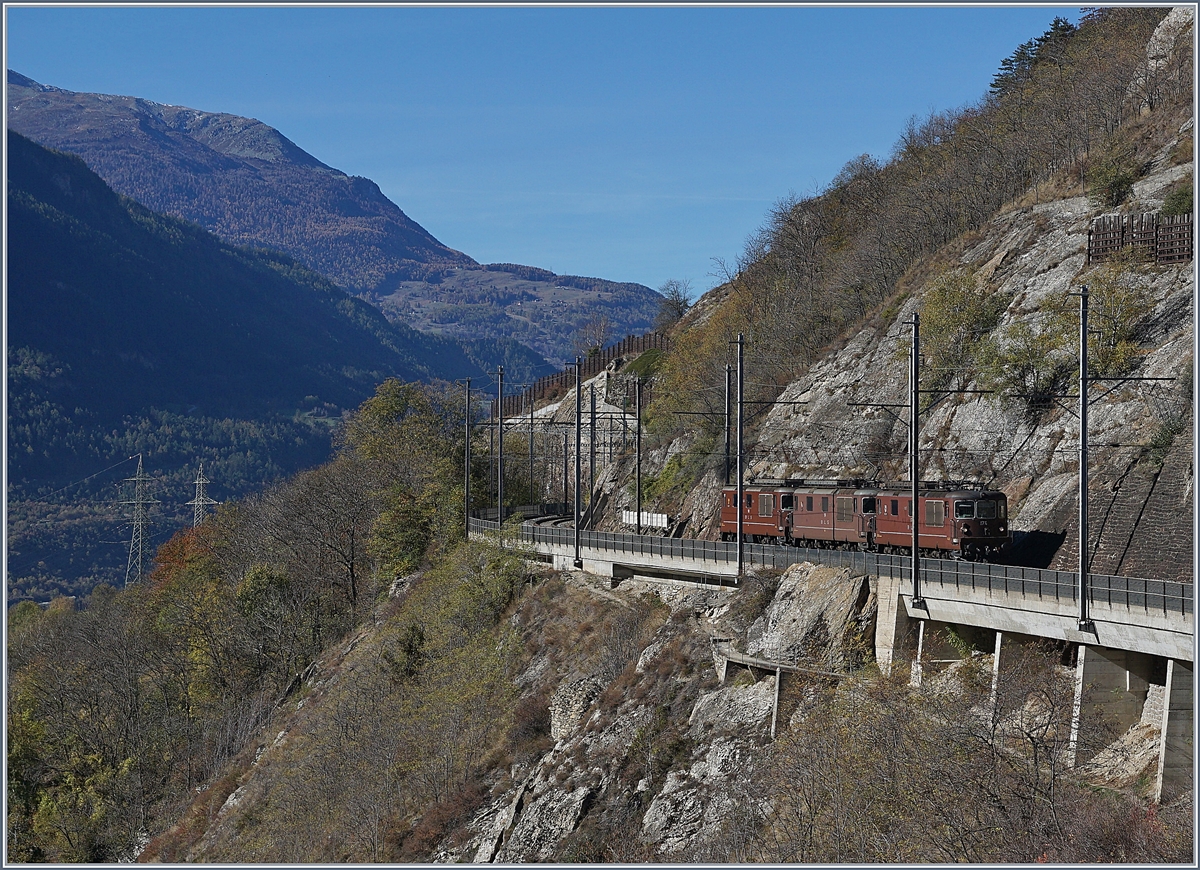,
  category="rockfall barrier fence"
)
[491,331,669,419]
[1087,211,1193,265]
